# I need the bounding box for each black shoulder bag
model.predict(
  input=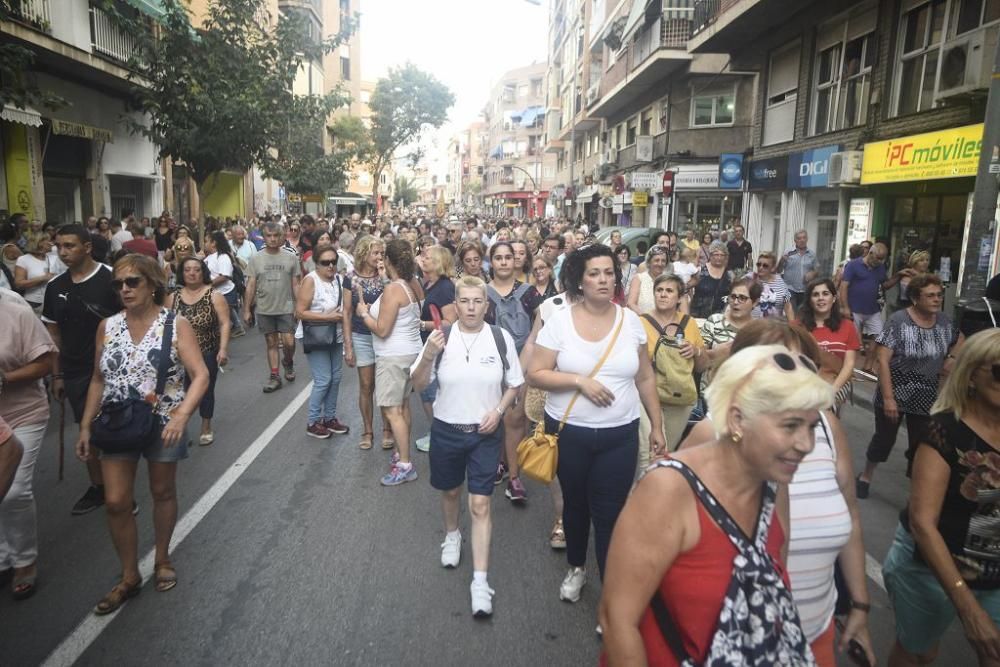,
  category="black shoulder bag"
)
[91,313,175,454]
